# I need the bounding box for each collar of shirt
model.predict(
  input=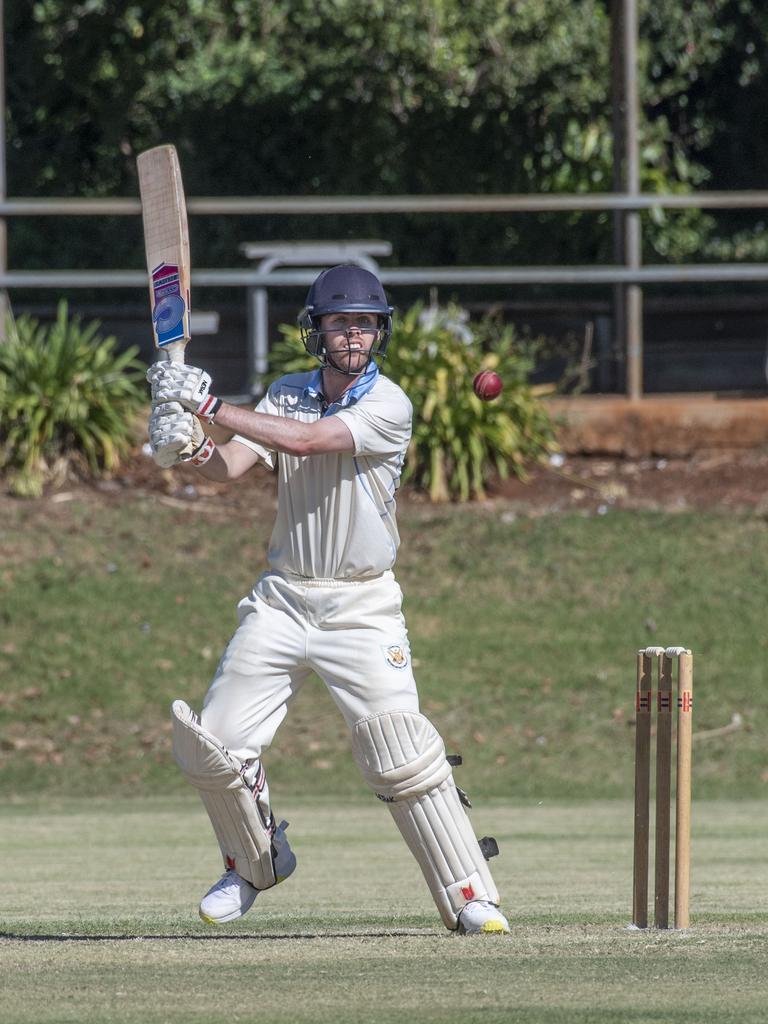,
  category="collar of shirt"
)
[303,362,380,417]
